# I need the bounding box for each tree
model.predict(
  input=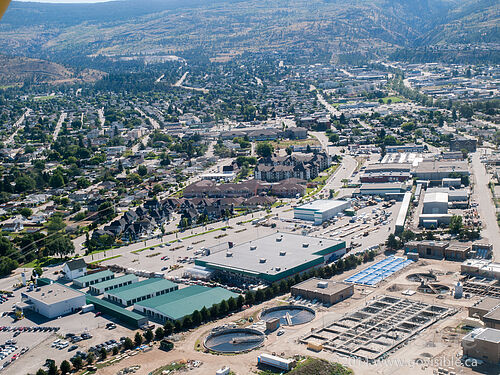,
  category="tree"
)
[36,369,47,375]
[60,360,71,375]
[134,332,143,347]
[285,146,293,155]
[71,356,83,370]
[87,353,95,364]
[449,215,463,234]
[14,175,35,193]
[227,297,237,311]
[386,234,400,250]
[123,337,134,350]
[182,316,193,330]
[112,346,119,355]
[256,142,274,158]
[18,207,32,219]
[155,327,165,341]
[99,347,107,360]
[45,235,75,257]
[144,329,154,342]
[0,257,18,276]
[255,289,264,303]
[244,291,255,305]
[49,172,65,188]
[47,215,66,234]
[47,361,57,375]
[163,321,174,337]
[200,306,209,322]
[236,294,244,309]
[174,320,182,333]
[400,230,415,243]
[76,177,91,189]
[191,310,202,326]
[137,165,148,177]
[33,266,43,277]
